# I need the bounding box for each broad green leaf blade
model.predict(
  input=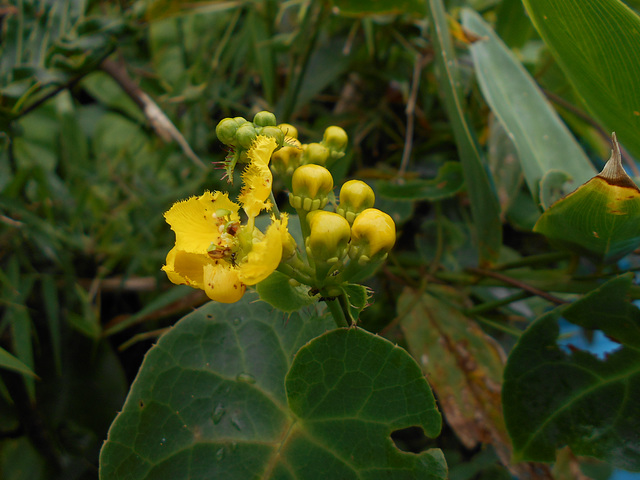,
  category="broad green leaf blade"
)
[533,138,640,263]
[376,162,464,201]
[428,0,502,265]
[522,0,640,162]
[462,9,596,204]
[0,346,37,378]
[503,274,640,470]
[285,328,445,479]
[100,295,446,479]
